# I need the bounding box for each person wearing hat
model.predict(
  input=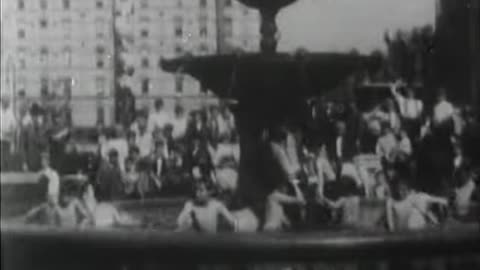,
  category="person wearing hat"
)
[22,103,49,171]
[147,98,171,133]
[95,149,124,201]
[129,110,152,158]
